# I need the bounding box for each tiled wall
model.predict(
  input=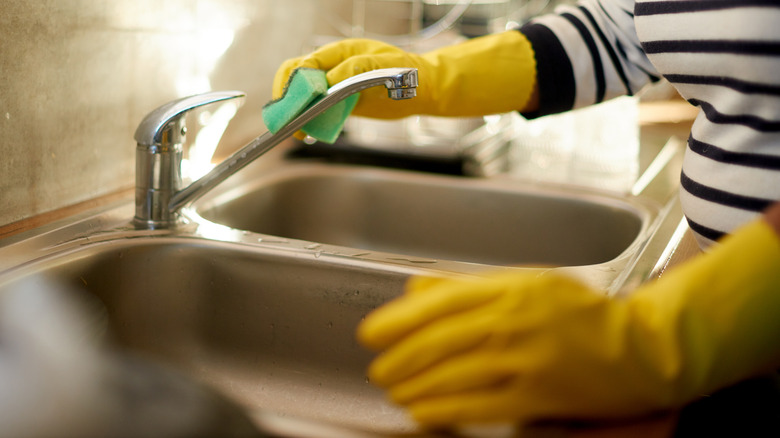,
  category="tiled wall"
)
[0,0,315,227]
